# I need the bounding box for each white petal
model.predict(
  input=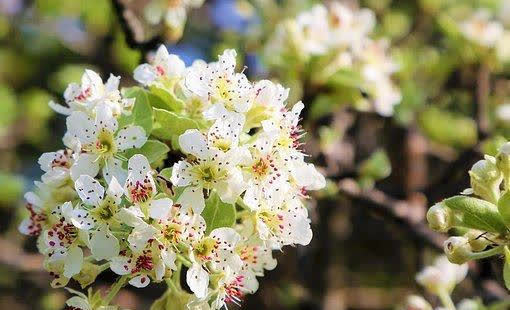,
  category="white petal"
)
[48,100,72,115]
[63,246,83,278]
[70,209,94,230]
[66,111,96,144]
[18,218,33,235]
[127,154,152,181]
[107,176,124,204]
[177,186,205,214]
[70,153,100,181]
[128,223,157,252]
[24,191,42,209]
[90,226,119,260]
[75,175,105,206]
[110,256,132,275]
[95,104,118,133]
[129,274,150,288]
[115,126,147,151]
[42,169,69,187]
[103,157,127,185]
[161,248,177,270]
[155,260,165,281]
[210,227,240,249]
[66,296,91,310]
[134,64,158,85]
[116,206,145,227]
[215,168,245,204]
[179,129,209,158]
[170,160,193,187]
[38,152,61,172]
[148,198,173,220]
[186,263,209,299]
